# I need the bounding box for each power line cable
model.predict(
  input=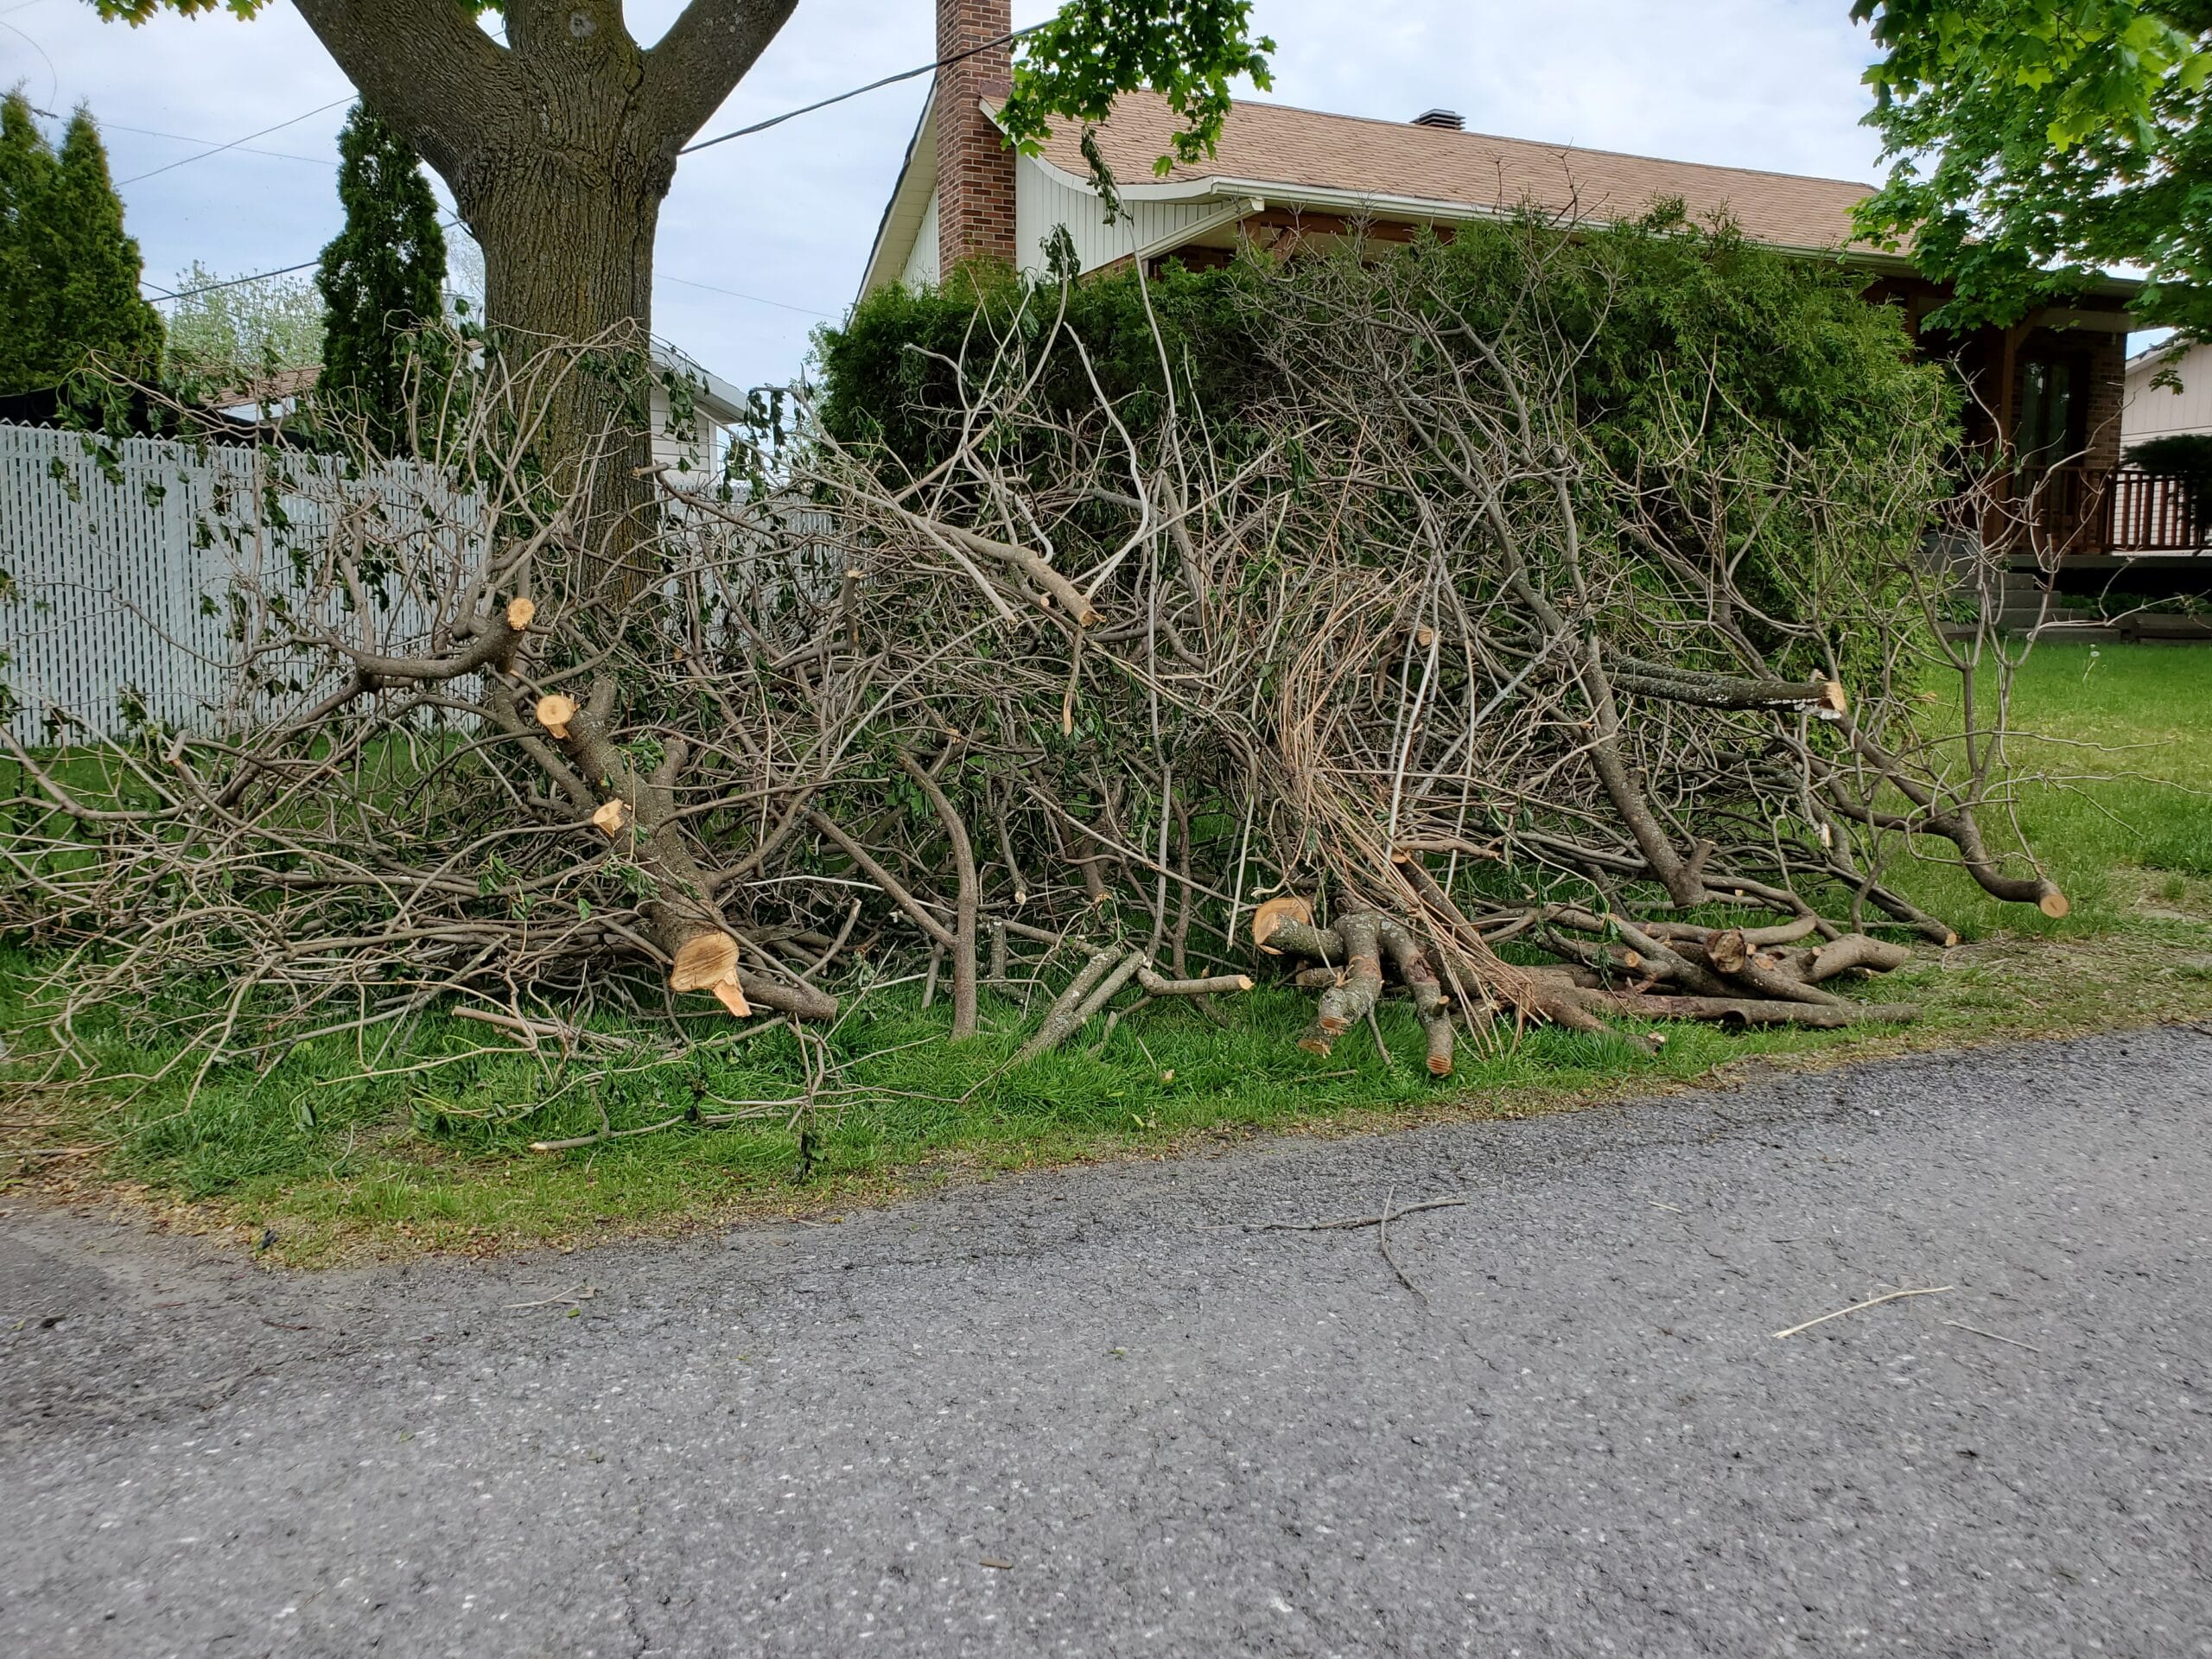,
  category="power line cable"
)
[143,258,323,304]
[659,272,834,318]
[111,122,337,168]
[144,215,467,302]
[125,29,1031,308]
[1,16,58,108]
[679,22,1045,155]
[29,102,340,168]
[116,94,355,186]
